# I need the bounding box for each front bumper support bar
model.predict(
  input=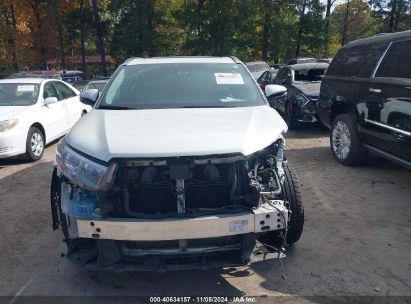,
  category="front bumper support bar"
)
[75,201,288,241]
